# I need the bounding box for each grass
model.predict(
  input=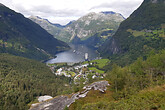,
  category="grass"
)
[98,28,113,33]
[66,71,76,77]
[107,84,165,110]
[127,28,165,38]
[88,67,104,74]
[77,84,165,110]
[69,86,113,110]
[127,29,145,37]
[83,59,110,69]
[0,40,27,52]
[91,59,110,68]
